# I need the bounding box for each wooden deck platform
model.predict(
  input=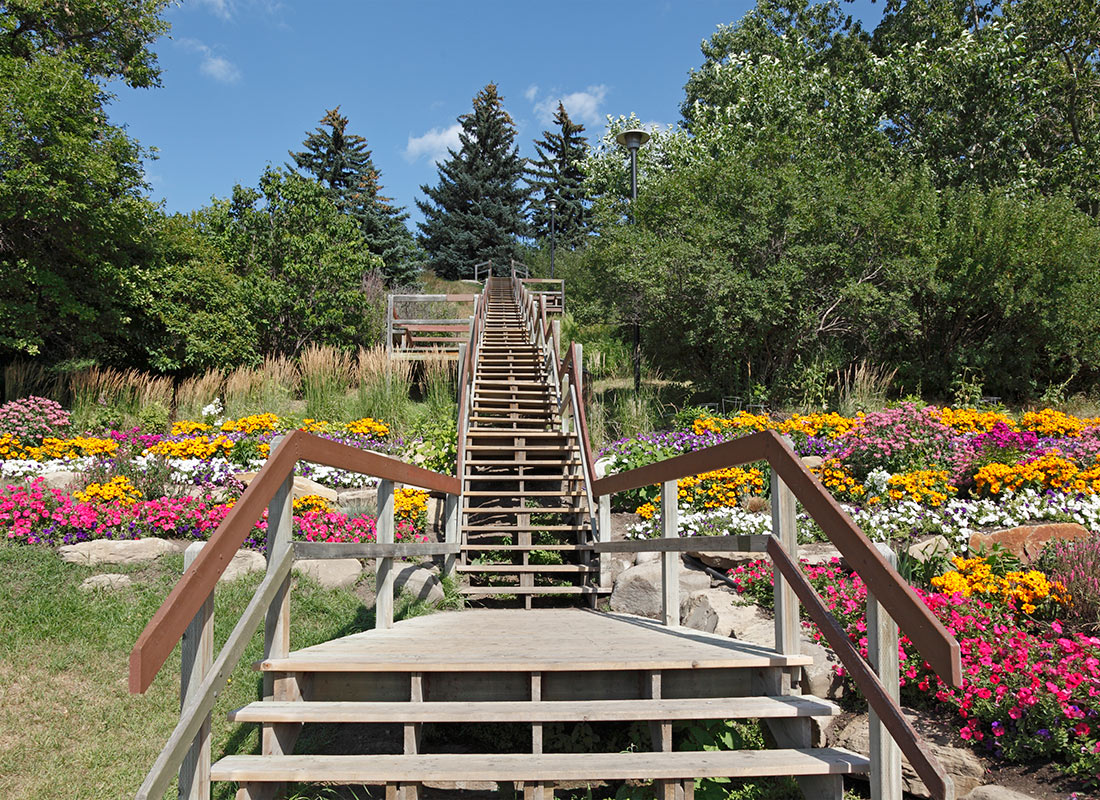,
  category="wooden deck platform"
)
[258,609,812,673]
